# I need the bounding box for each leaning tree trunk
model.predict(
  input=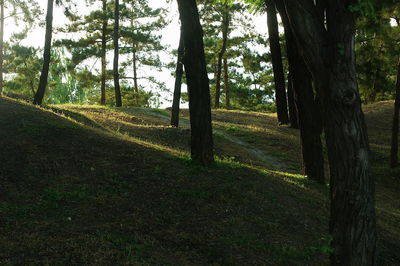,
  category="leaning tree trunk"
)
[265,0,289,125]
[214,6,229,109]
[282,0,377,264]
[0,1,4,96]
[287,74,299,129]
[100,0,107,105]
[223,57,230,109]
[113,0,122,107]
[177,0,214,165]
[171,30,184,128]
[390,58,400,168]
[33,0,54,105]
